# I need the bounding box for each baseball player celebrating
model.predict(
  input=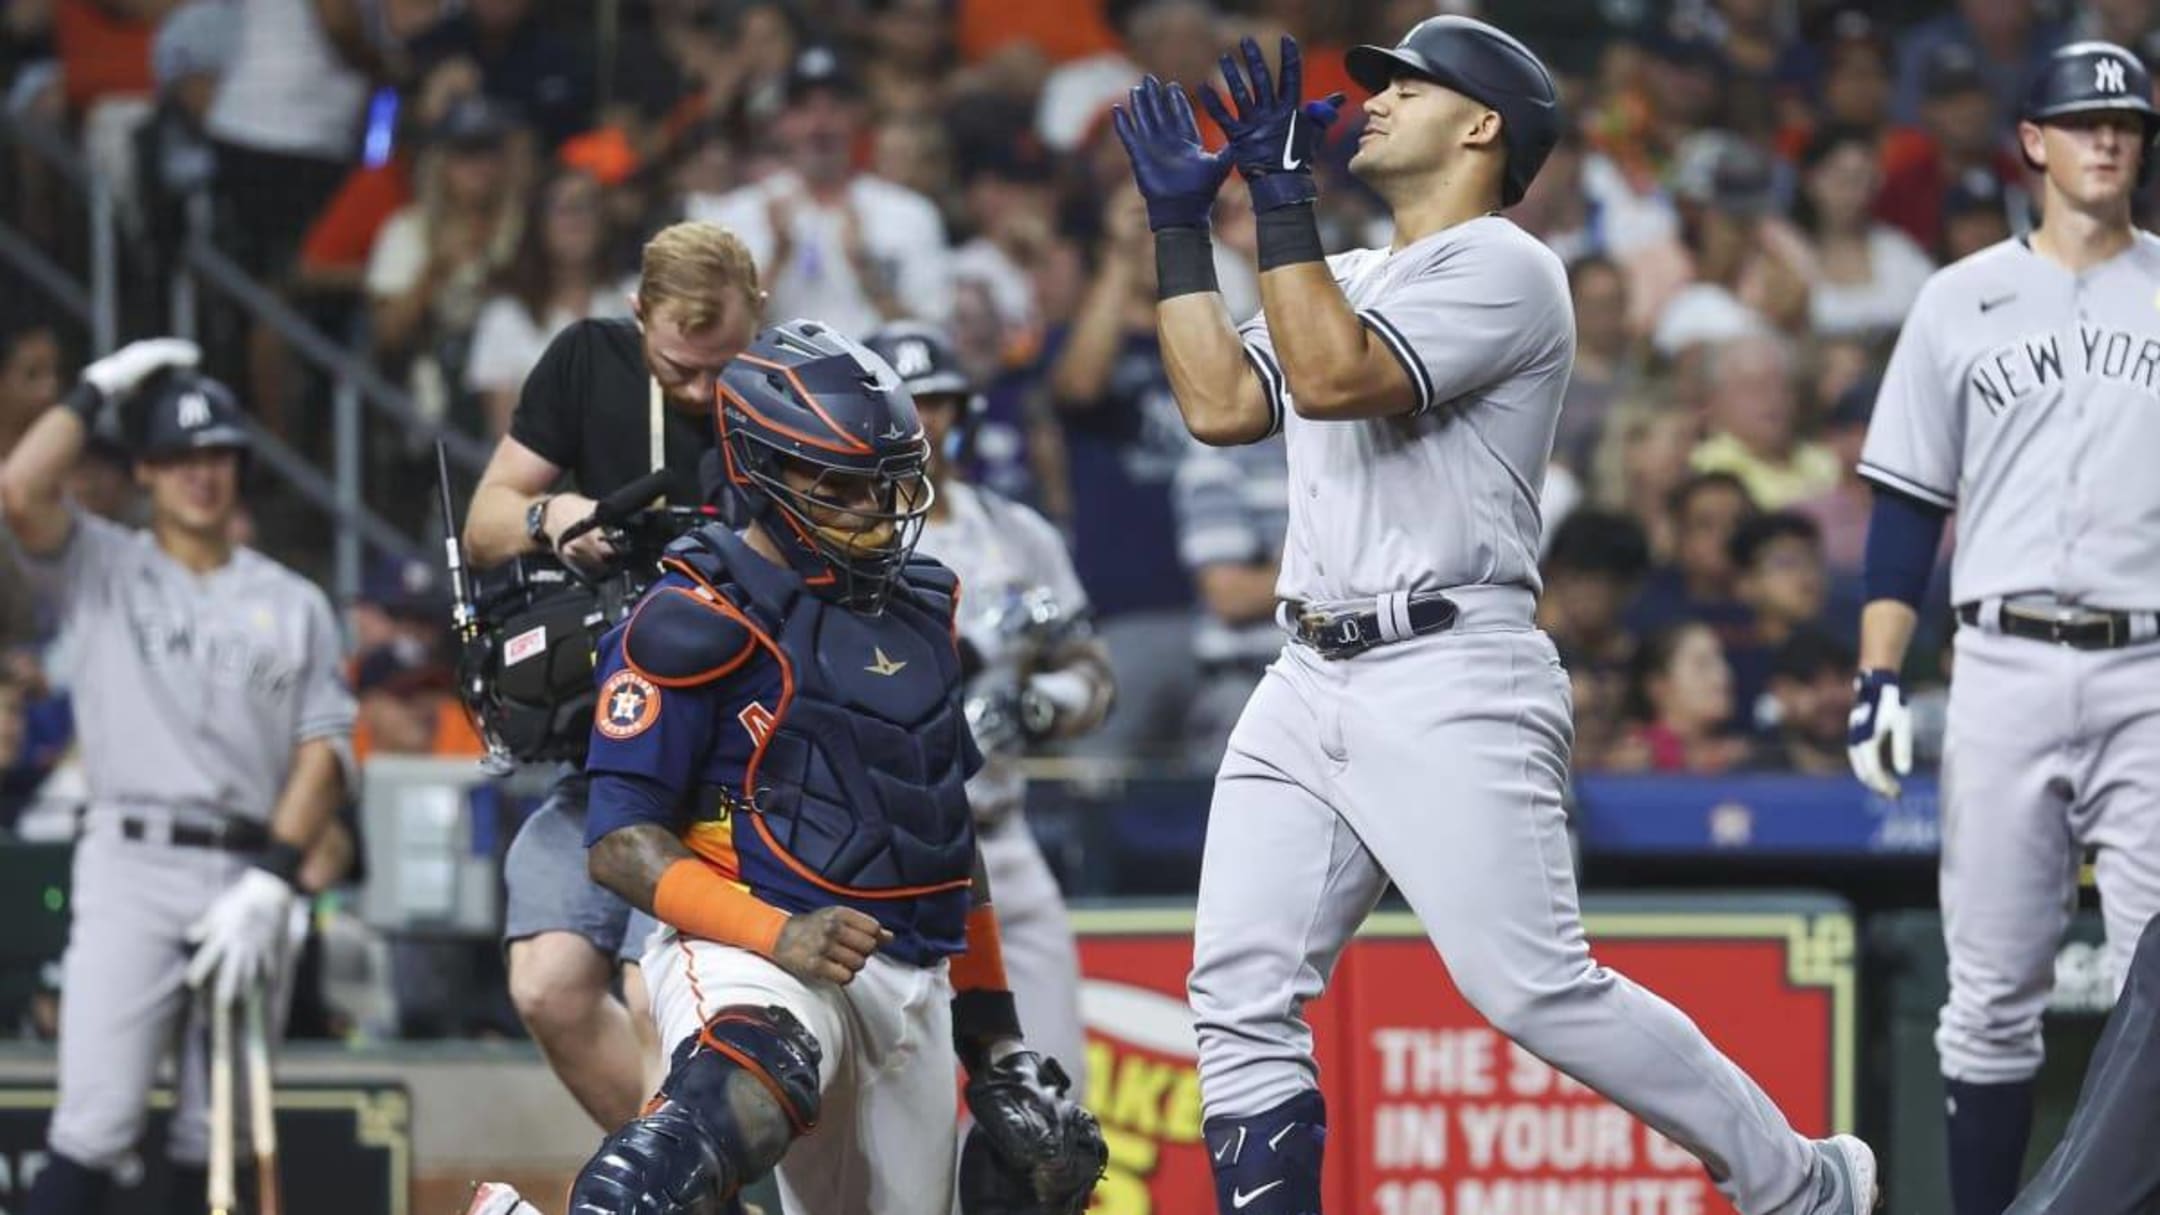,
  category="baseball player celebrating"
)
[466,320,1103,1215]
[0,340,354,1214]
[1114,18,1877,1215]
[1849,40,2160,1215]
[863,321,1116,1104]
